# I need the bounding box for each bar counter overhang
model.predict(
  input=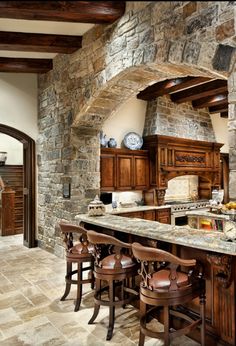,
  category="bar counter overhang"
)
[75,213,236,346]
